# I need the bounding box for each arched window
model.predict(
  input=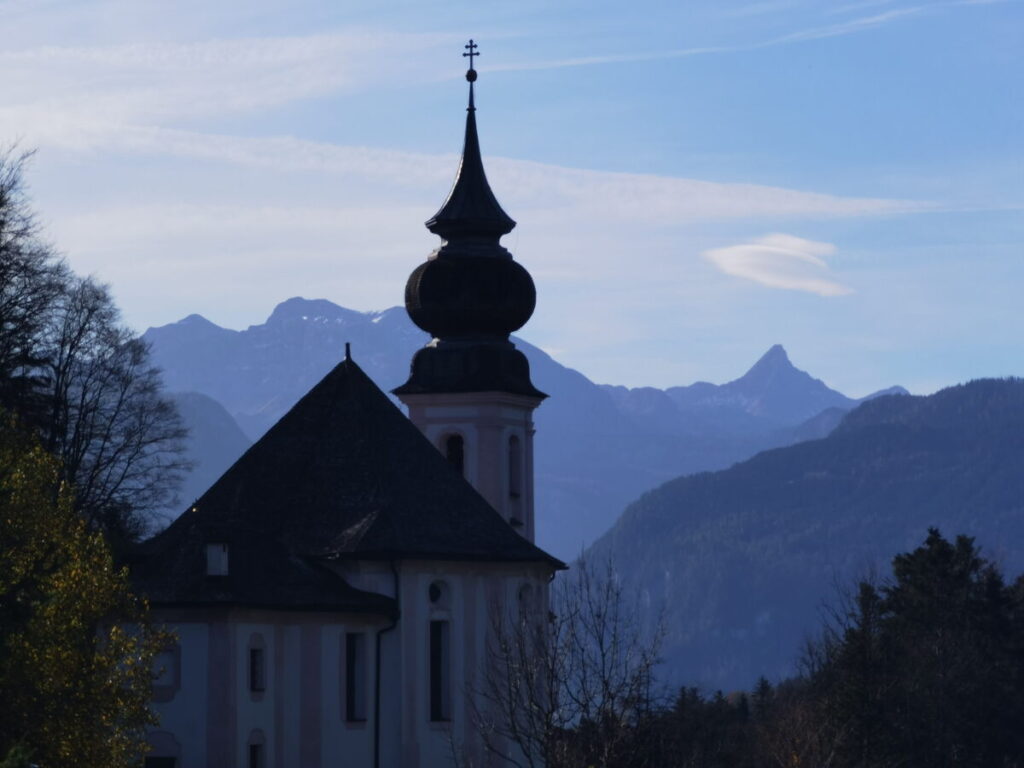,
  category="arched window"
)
[444,434,464,476]
[429,620,451,721]
[345,632,367,722]
[248,634,266,699]
[428,580,450,607]
[508,435,522,500]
